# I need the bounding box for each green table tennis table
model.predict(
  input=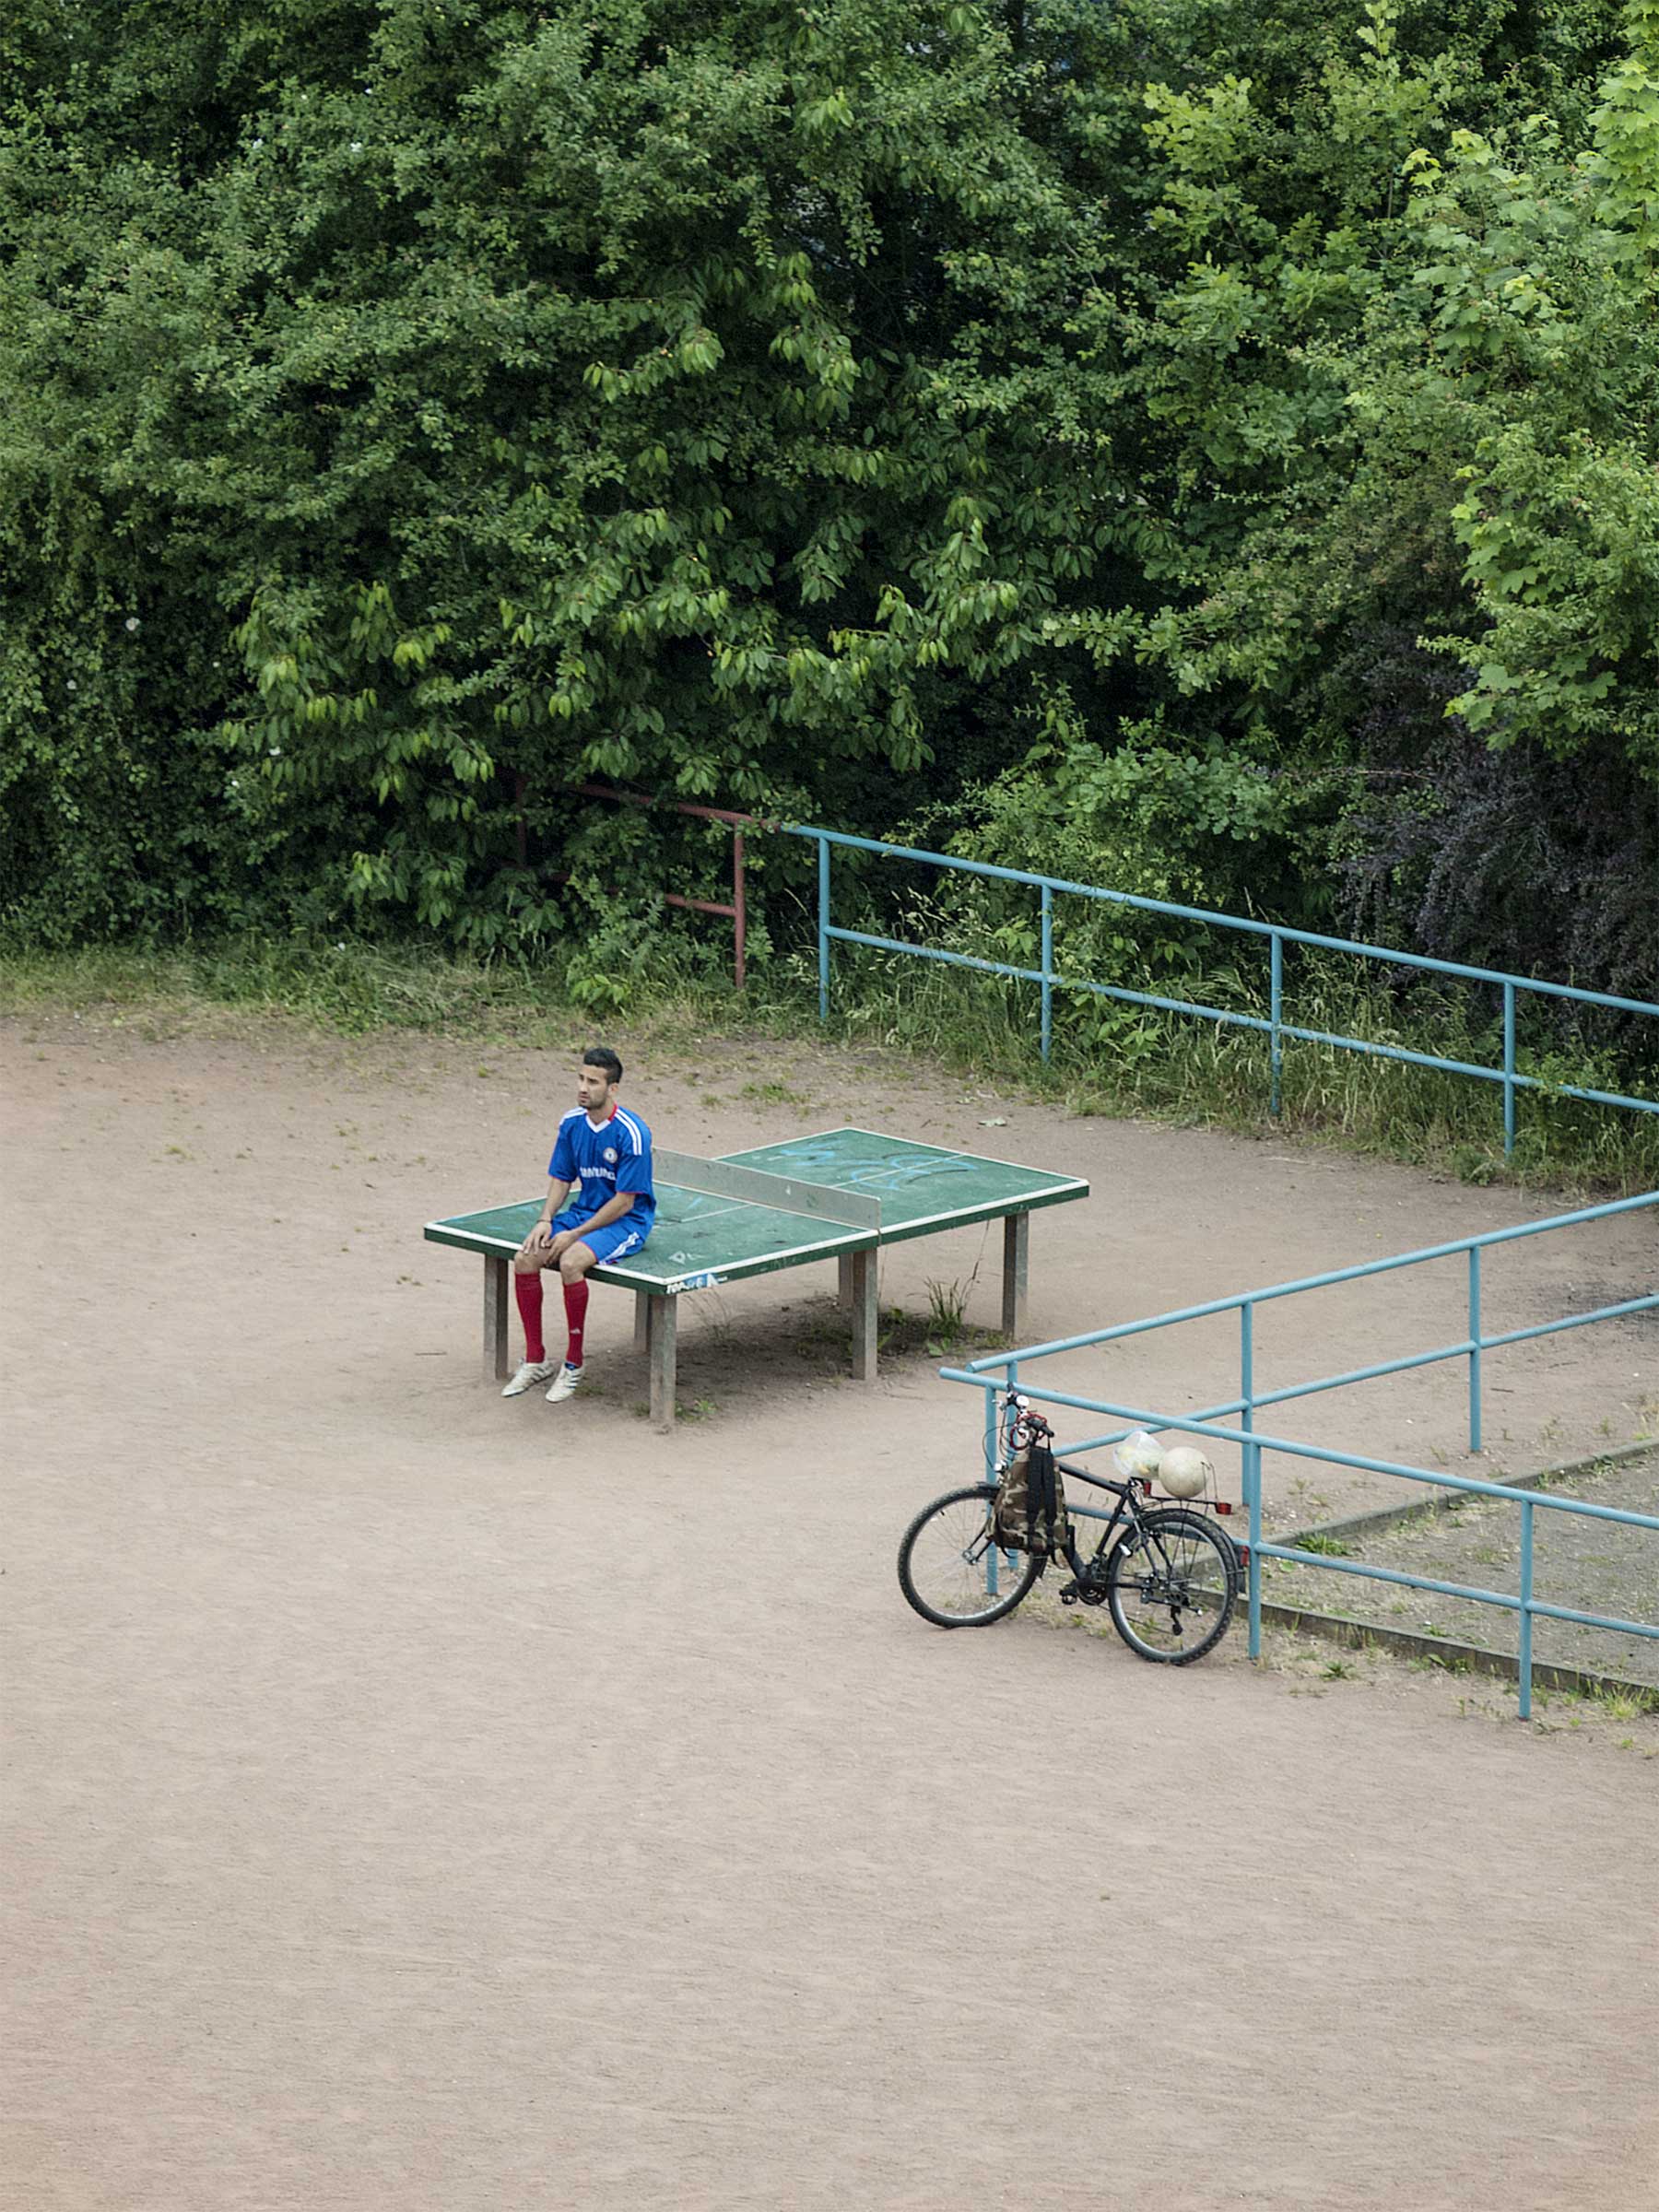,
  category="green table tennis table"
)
[424,1127,1088,1428]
